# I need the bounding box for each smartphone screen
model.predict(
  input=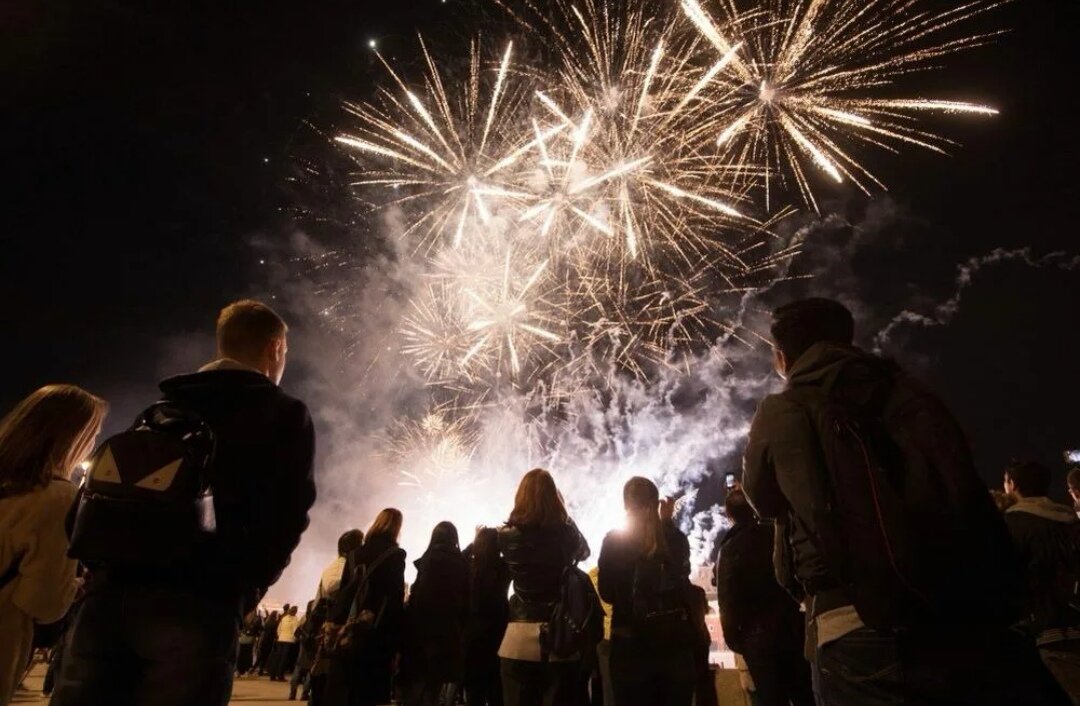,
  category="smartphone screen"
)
[724,473,736,488]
